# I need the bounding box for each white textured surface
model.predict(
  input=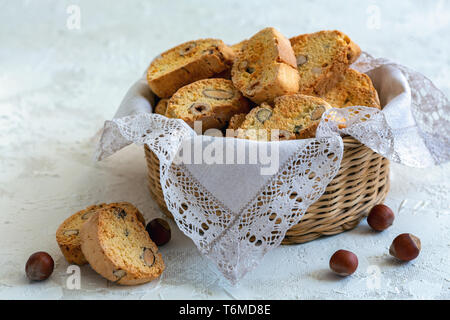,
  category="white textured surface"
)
[0,0,449,299]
